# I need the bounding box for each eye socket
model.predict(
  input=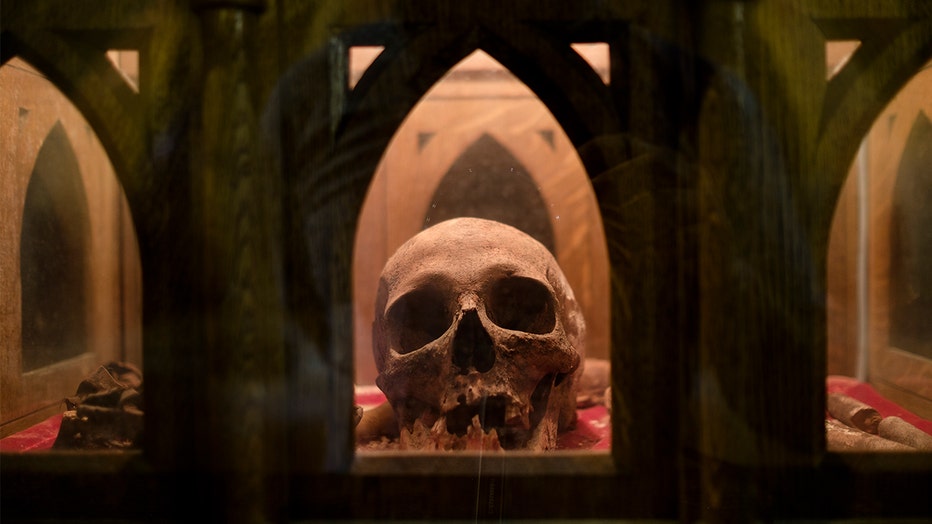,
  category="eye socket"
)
[486,276,556,334]
[386,287,452,354]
